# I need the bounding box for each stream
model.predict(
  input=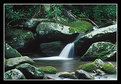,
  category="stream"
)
[33,59,117,80]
